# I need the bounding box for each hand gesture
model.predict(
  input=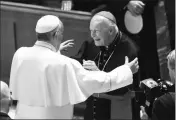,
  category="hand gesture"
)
[83,60,100,71]
[125,56,139,74]
[59,39,74,53]
[127,1,145,16]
